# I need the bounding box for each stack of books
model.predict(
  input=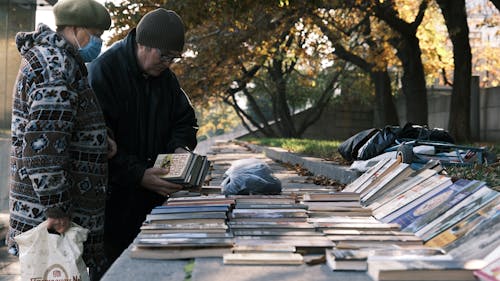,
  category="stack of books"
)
[154,152,210,188]
[130,195,235,259]
[301,191,372,217]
